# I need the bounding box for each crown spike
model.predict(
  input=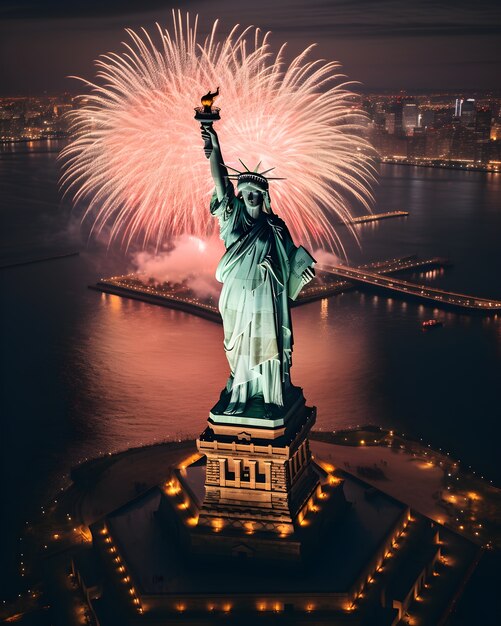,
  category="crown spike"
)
[226,164,243,173]
[238,159,251,172]
[253,161,262,173]
[259,167,276,175]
